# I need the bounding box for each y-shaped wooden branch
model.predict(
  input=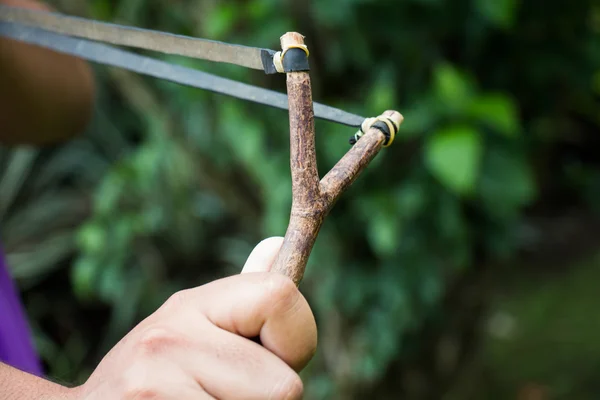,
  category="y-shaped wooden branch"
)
[271,32,403,285]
